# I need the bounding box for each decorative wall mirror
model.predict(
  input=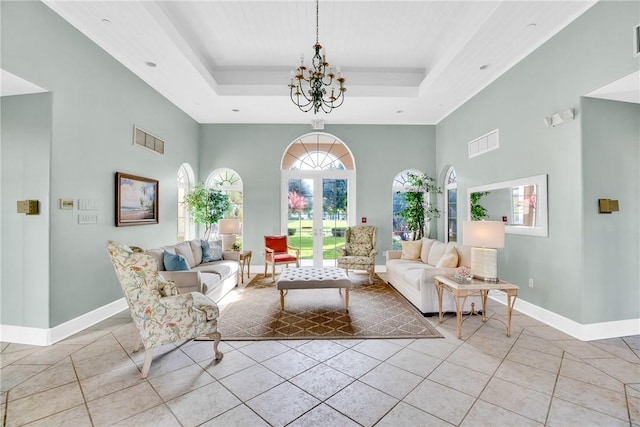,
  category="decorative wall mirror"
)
[467,174,548,237]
